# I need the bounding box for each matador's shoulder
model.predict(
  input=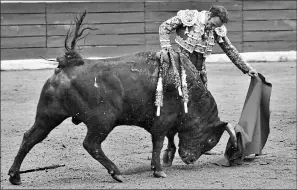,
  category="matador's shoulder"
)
[177,9,199,27]
[214,25,227,37]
